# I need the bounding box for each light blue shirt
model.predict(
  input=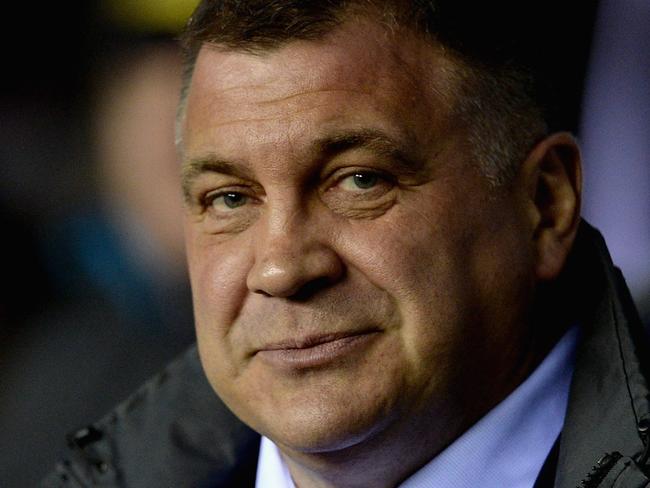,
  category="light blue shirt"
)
[255,326,578,488]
